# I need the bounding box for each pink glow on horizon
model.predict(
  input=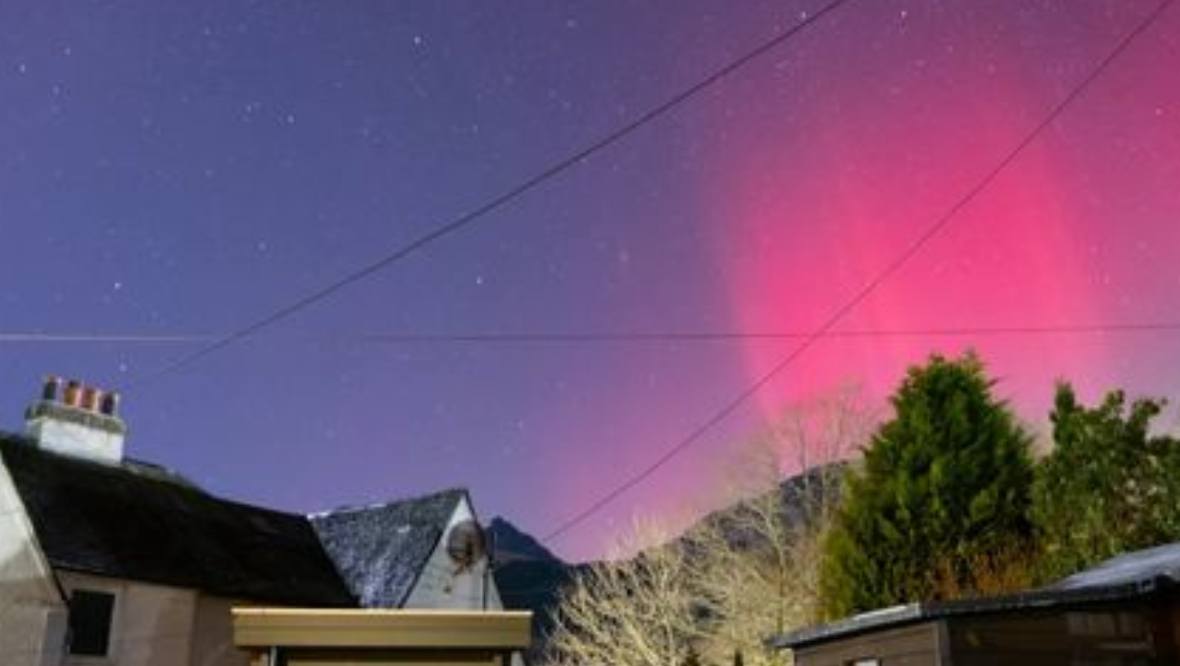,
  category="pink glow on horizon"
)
[699,5,1180,432]
[546,3,1180,560]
